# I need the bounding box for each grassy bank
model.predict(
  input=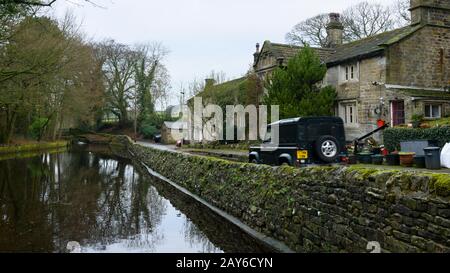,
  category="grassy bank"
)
[0,141,68,155]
